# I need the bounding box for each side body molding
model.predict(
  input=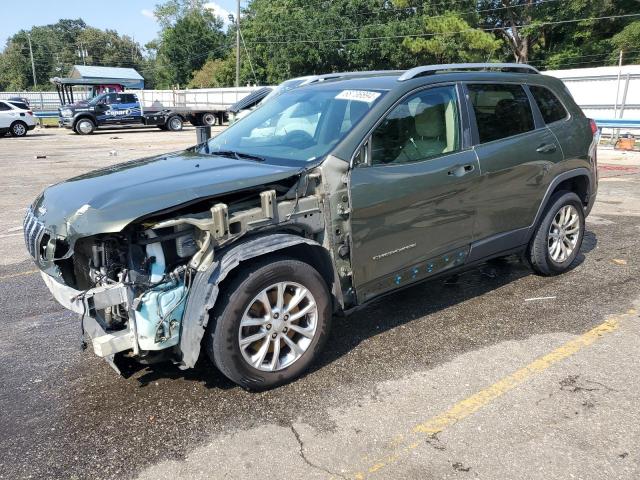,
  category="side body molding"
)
[177,233,336,368]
